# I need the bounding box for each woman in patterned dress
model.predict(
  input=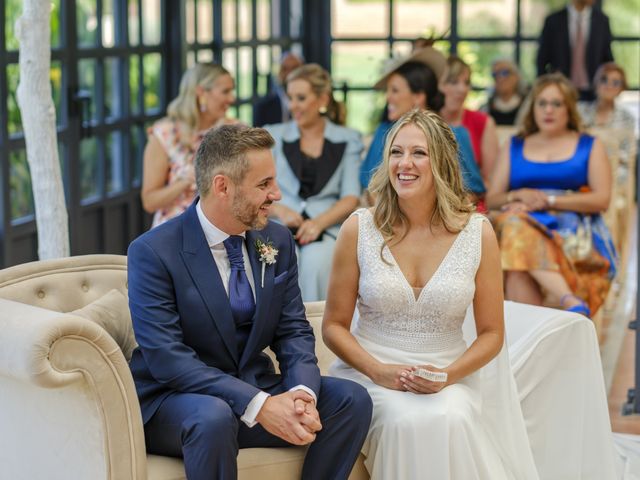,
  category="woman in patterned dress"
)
[486,73,616,317]
[141,63,237,228]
